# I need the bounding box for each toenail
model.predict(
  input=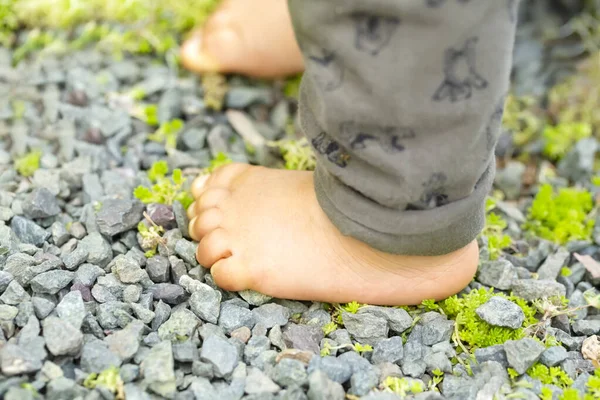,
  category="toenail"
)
[192,174,210,198]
